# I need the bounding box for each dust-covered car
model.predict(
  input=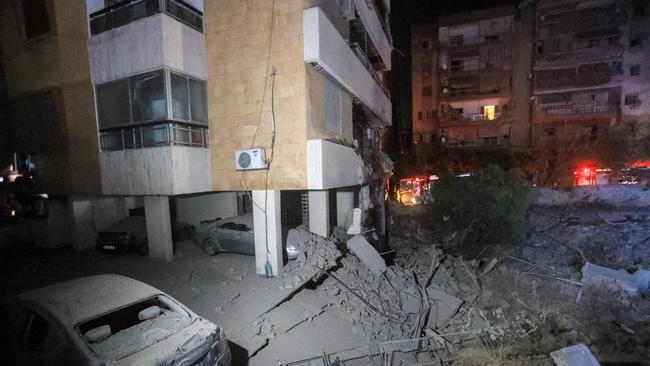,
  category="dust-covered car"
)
[193,214,255,256]
[96,208,194,255]
[0,274,230,366]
